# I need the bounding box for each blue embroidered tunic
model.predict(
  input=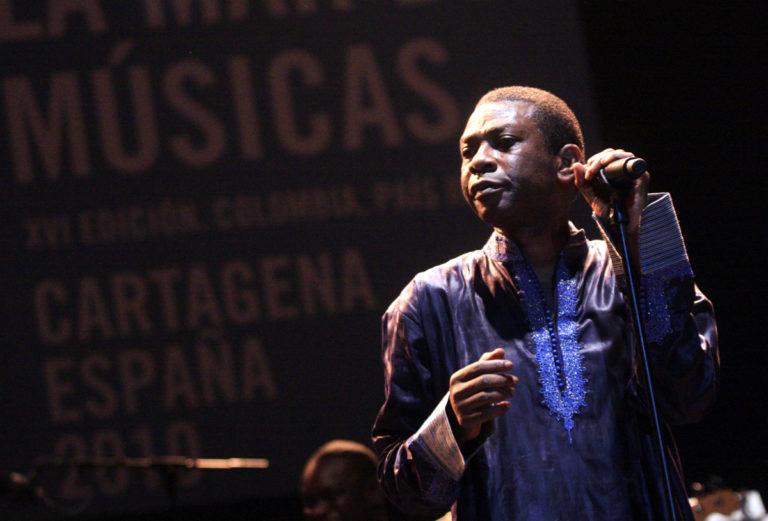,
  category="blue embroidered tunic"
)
[373,194,719,521]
